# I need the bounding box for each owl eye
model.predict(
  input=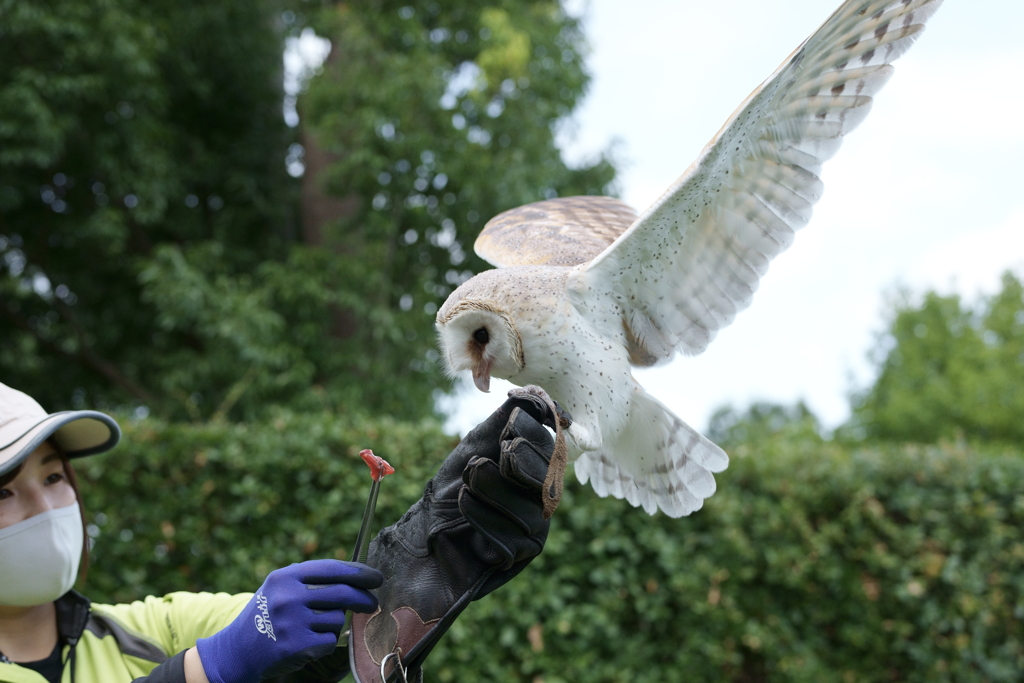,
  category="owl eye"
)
[473,327,489,345]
